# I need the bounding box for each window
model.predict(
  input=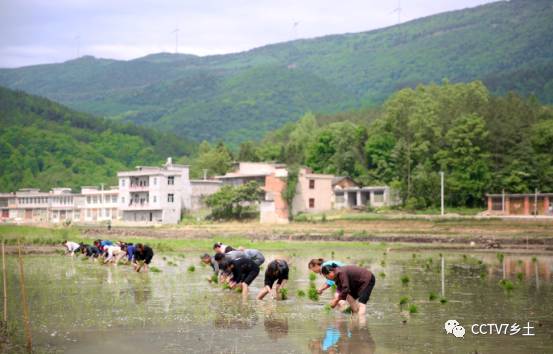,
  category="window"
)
[120,179,126,187]
[112,195,117,203]
[121,197,125,204]
[168,194,174,203]
[309,198,315,208]
[153,196,157,203]
[309,179,315,189]
[491,197,503,211]
[153,177,157,186]
[168,176,174,185]
[373,191,384,203]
